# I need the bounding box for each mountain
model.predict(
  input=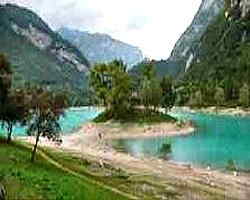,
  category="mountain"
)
[132,0,224,78]
[184,0,250,103]
[169,0,224,73]
[130,59,183,78]
[0,3,90,94]
[58,27,144,68]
